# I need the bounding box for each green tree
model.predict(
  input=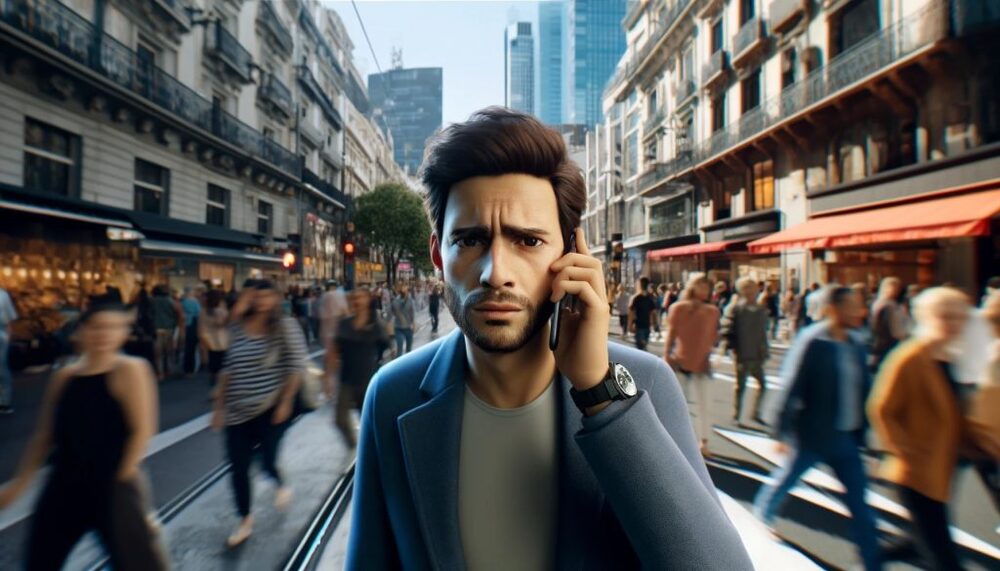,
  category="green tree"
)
[353,182,431,285]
